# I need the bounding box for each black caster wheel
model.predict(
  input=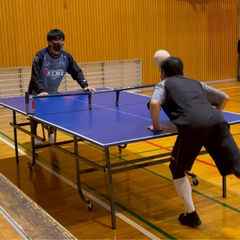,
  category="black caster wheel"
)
[118,144,127,153]
[192,178,199,186]
[87,202,93,211]
[28,164,33,171]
